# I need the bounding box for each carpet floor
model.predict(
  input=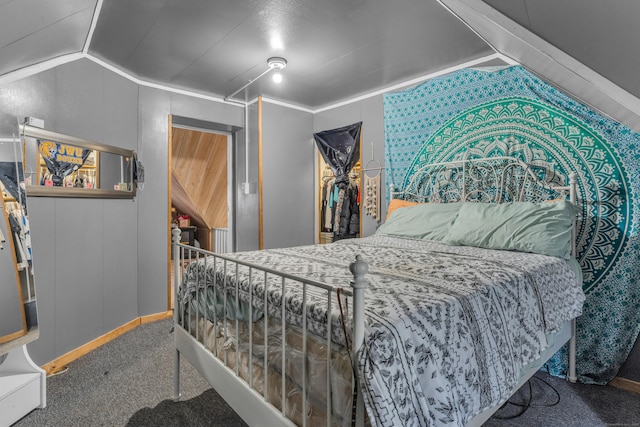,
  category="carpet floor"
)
[13,319,246,427]
[12,318,640,426]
